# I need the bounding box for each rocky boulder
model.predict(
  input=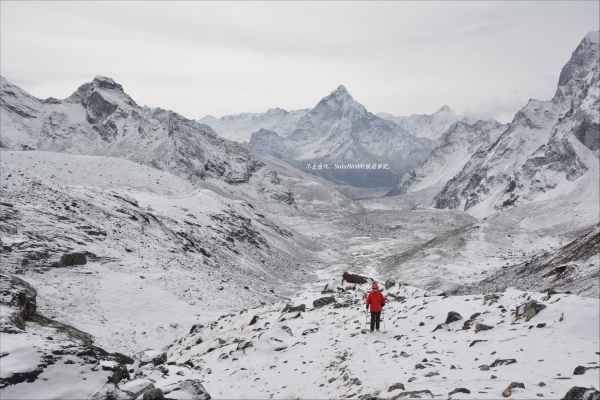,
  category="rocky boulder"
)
[135,350,167,367]
[491,359,517,367]
[517,300,547,321]
[384,279,396,290]
[475,323,493,333]
[313,296,335,308]
[162,379,211,400]
[0,272,37,331]
[449,388,471,395]
[444,311,463,324]
[53,252,87,267]
[561,387,600,400]
[342,272,369,284]
[281,304,306,313]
